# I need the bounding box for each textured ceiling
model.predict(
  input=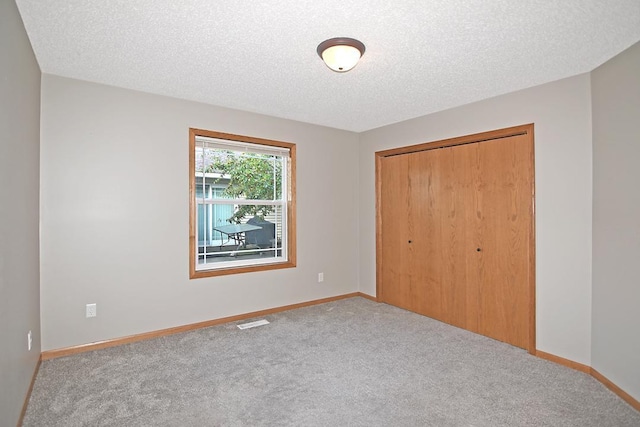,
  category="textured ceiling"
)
[15,1,640,132]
